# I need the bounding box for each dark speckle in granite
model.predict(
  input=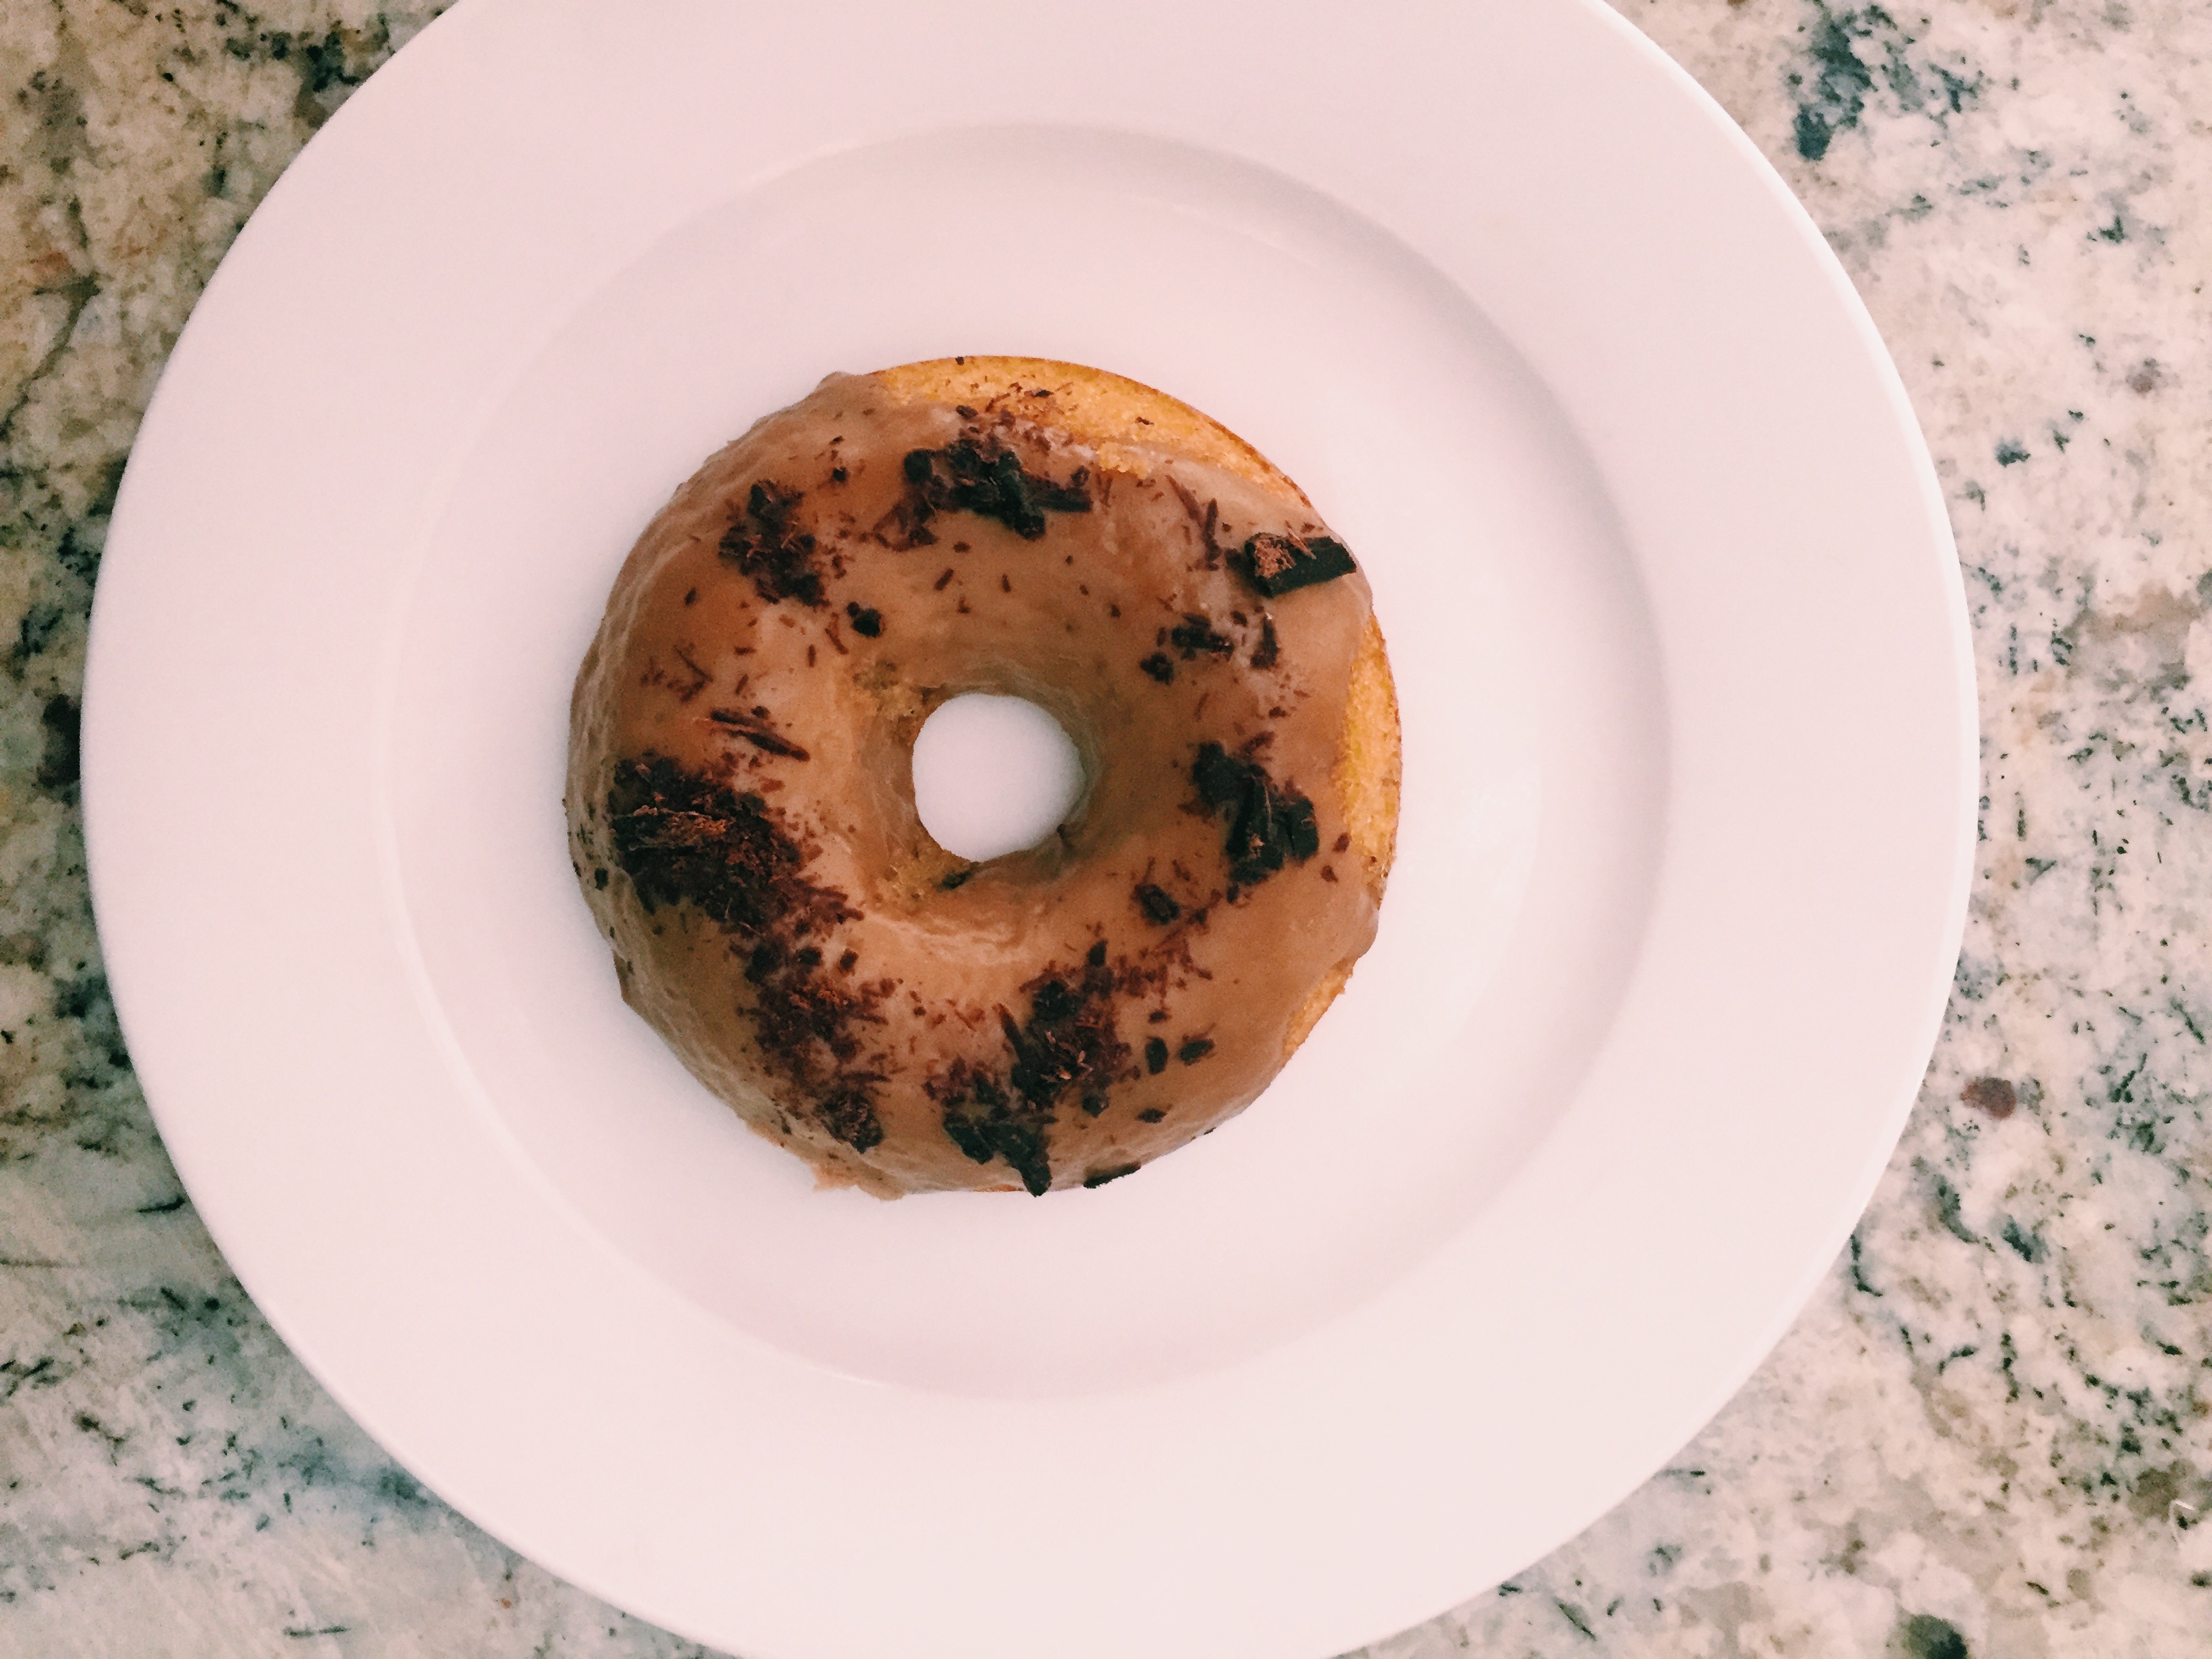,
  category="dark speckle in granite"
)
[1898,1612,1972,1659]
